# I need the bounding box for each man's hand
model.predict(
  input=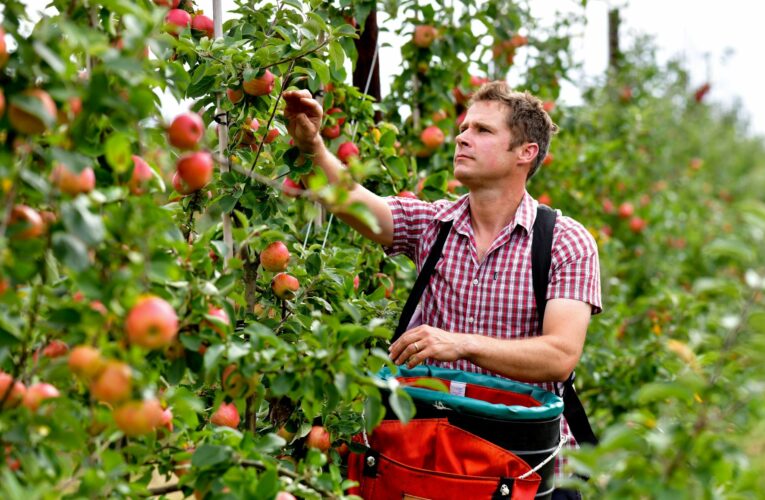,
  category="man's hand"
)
[283,90,323,154]
[389,325,466,369]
